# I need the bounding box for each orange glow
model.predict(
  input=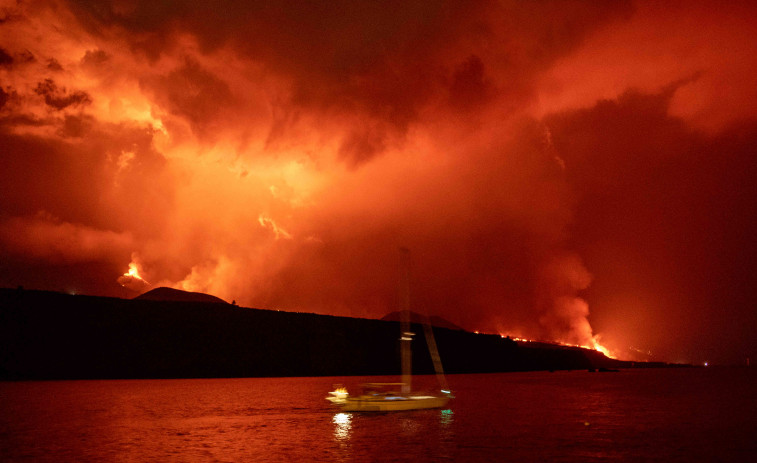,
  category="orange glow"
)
[584,338,616,359]
[1,0,756,364]
[499,332,617,359]
[124,262,147,283]
[117,257,150,293]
